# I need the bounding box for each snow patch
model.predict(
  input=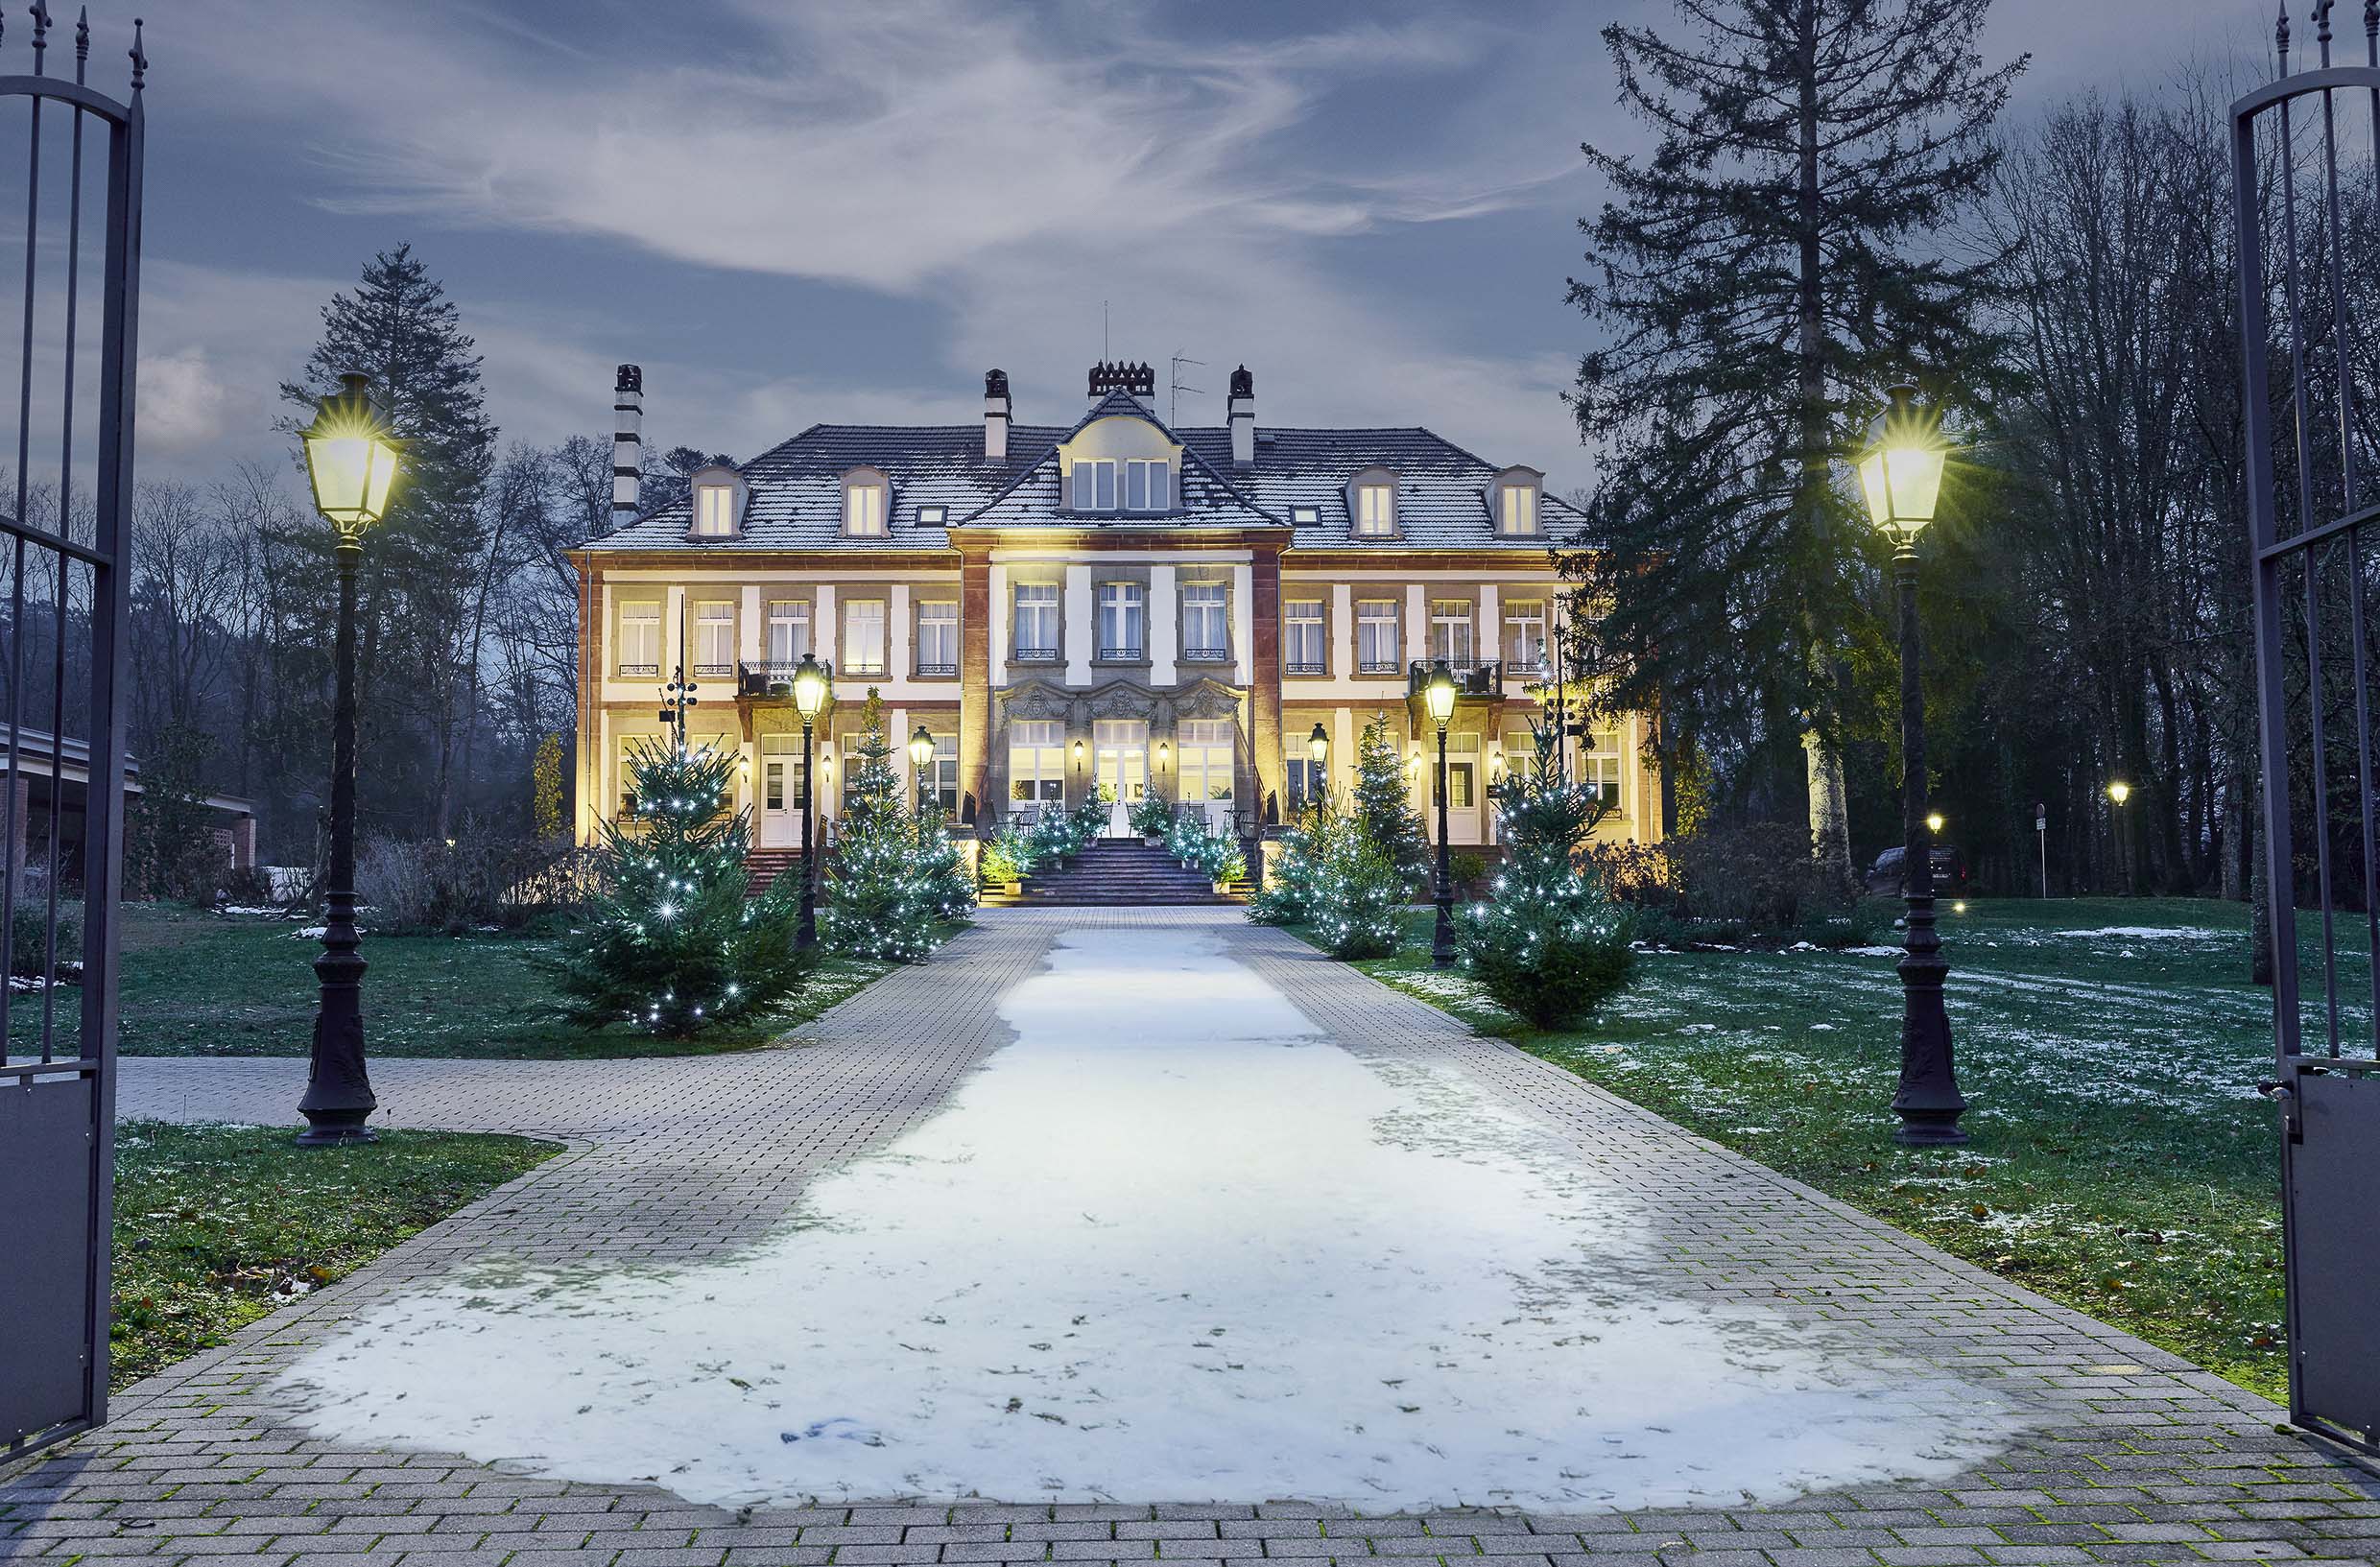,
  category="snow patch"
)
[2053,926,2229,942]
[279,927,2019,1511]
